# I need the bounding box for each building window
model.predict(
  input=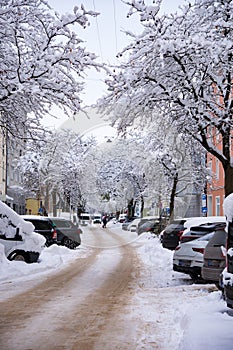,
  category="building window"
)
[207,195,212,216]
[216,196,220,216]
